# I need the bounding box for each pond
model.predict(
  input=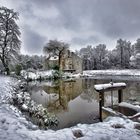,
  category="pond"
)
[28,76,140,130]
